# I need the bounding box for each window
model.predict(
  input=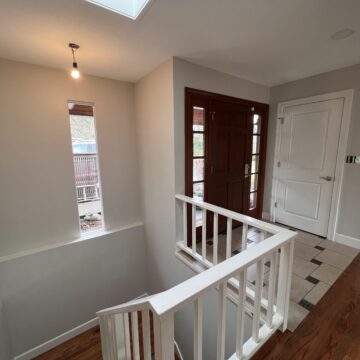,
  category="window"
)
[192,106,205,226]
[84,0,154,20]
[68,102,104,234]
[249,114,261,210]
